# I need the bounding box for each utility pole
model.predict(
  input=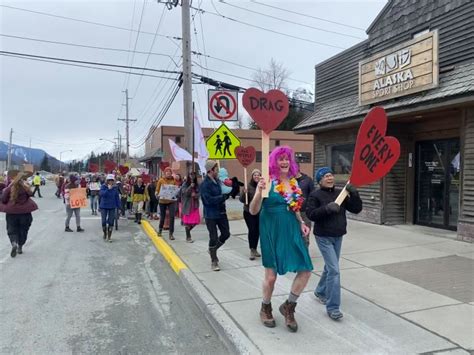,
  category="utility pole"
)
[116,130,122,165]
[7,128,13,170]
[118,89,136,162]
[181,0,193,171]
